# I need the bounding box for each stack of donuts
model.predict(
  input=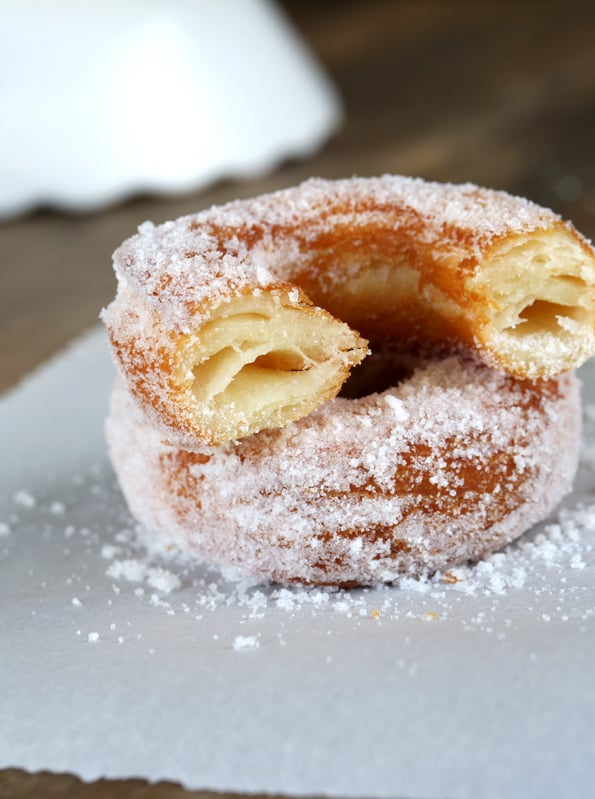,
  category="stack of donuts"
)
[103,176,595,585]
